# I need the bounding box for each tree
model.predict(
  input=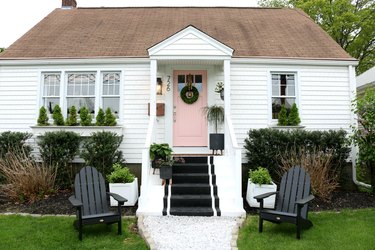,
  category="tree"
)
[79,107,92,126]
[0,48,4,53]
[352,88,375,192]
[277,105,288,126]
[66,106,78,126]
[104,108,117,126]
[37,106,49,126]
[258,0,375,74]
[95,108,105,126]
[52,105,64,126]
[288,103,301,126]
